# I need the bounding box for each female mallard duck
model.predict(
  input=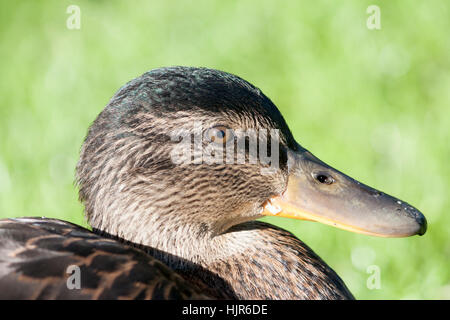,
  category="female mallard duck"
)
[0,67,426,300]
